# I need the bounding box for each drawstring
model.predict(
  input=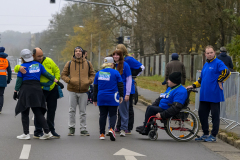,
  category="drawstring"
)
[75,62,76,70]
